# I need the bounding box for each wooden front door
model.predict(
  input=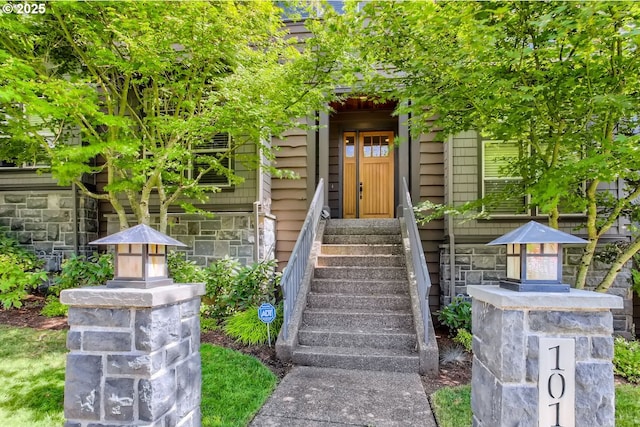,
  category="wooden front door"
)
[343,131,395,218]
